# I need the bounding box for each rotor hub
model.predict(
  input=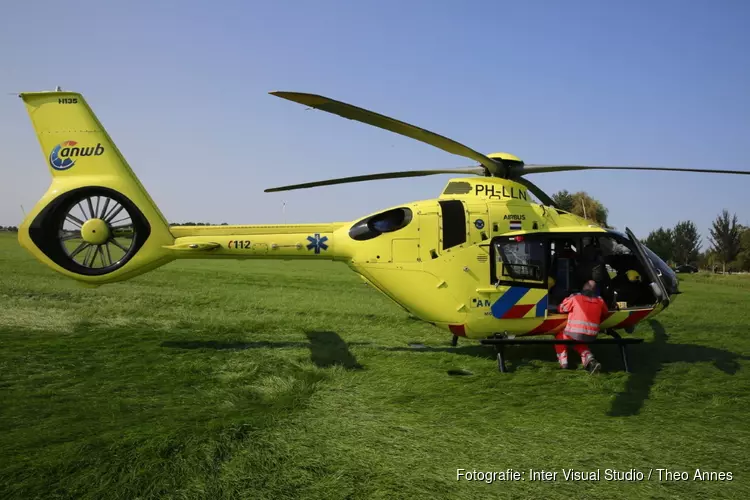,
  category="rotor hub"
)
[487,152,525,178]
[81,218,110,245]
[487,152,523,163]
